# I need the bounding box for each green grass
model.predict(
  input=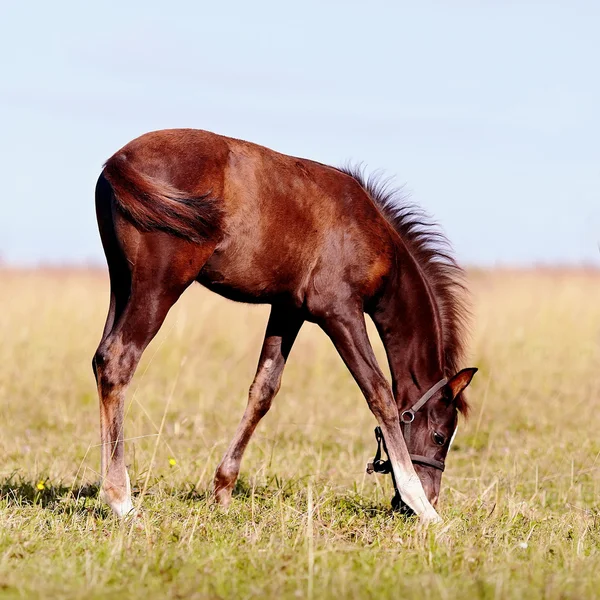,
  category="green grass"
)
[0,269,599,599]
